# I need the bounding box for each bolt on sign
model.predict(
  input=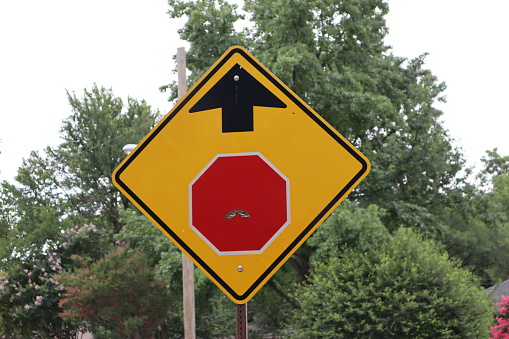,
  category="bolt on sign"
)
[112,46,370,304]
